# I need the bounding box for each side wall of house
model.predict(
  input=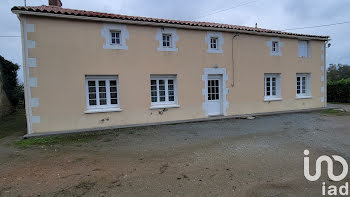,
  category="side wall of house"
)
[23,16,325,133]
